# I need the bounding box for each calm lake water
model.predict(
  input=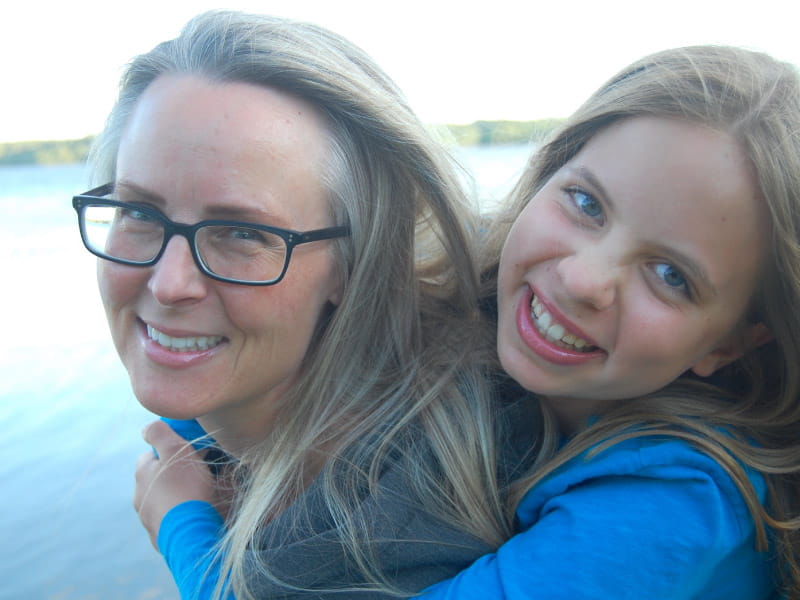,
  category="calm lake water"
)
[0,144,531,600]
